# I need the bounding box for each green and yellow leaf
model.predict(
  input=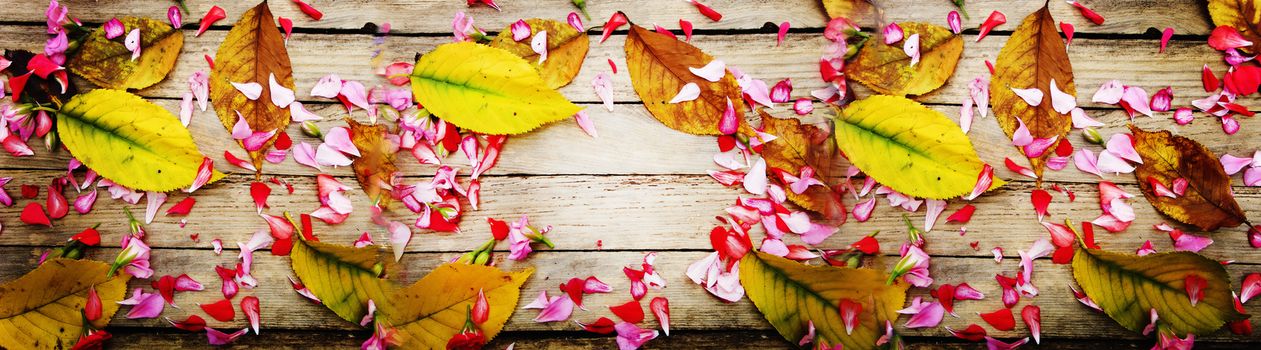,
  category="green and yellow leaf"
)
[410,42,582,135]
[489,18,590,89]
[834,95,1004,199]
[990,5,1074,179]
[56,89,225,192]
[740,251,907,350]
[385,263,533,349]
[210,1,294,174]
[625,24,749,136]
[290,237,398,323]
[1129,125,1249,231]
[1072,248,1246,336]
[0,259,130,350]
[845,22,962,96]
[347,119,398,208]
[68,17,183,90]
